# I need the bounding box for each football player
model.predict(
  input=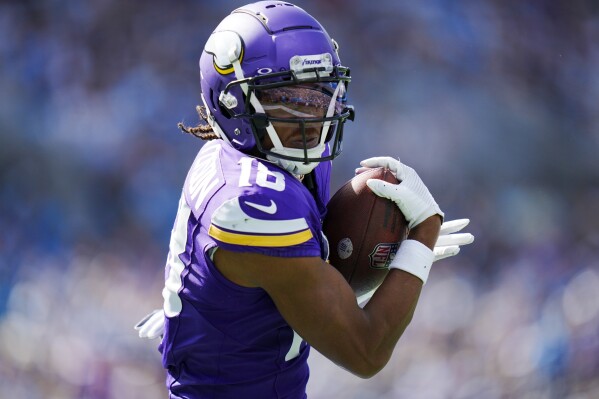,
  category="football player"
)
[137,2,474,398]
